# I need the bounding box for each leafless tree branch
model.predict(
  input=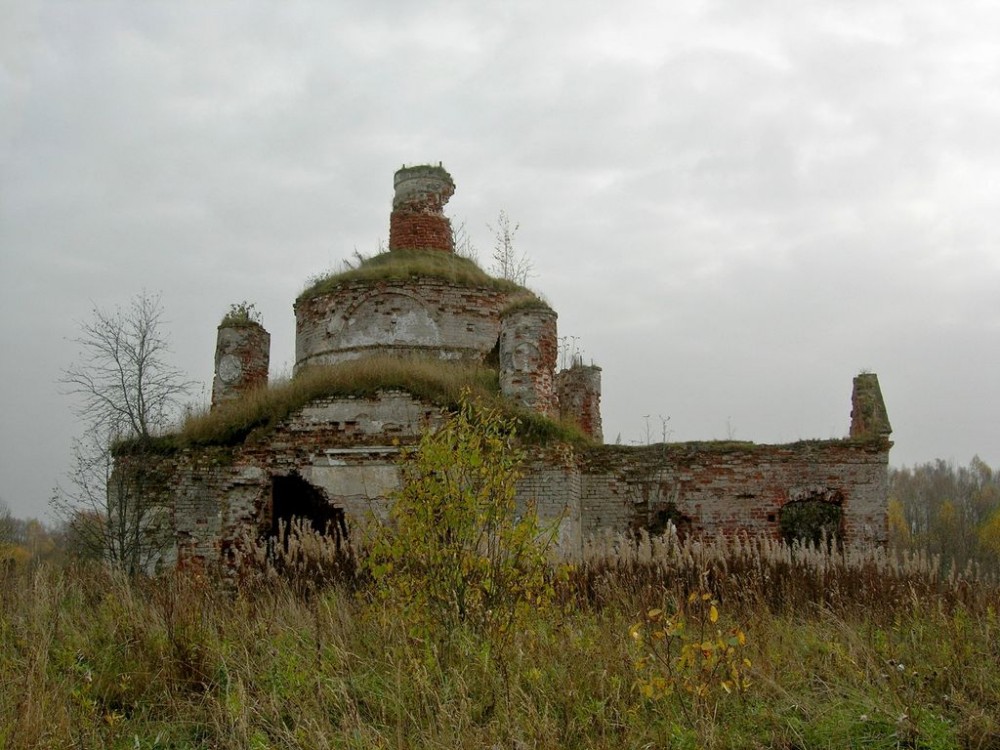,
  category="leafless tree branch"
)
[53,291,192,573]
[488,210,532,285]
